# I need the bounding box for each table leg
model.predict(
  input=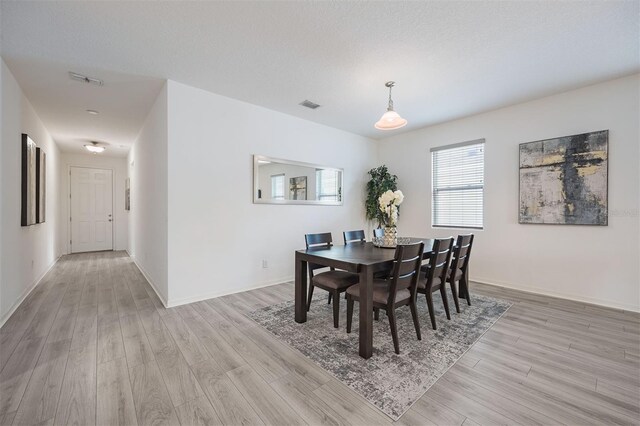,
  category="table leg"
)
[295,255,307,323]
[358,264,373,359]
